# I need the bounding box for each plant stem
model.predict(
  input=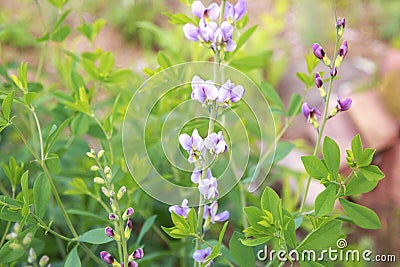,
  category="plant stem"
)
[31,213,75,242]
[0,222,11,247]
[93,115,115,164]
